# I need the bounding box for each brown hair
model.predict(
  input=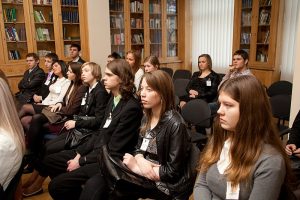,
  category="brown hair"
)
[106,59,135,100]
[81,62,102,81]
[126,50,141,74]
[26,53,39,61]
[198,54,212,71]
[143,55,160,69]
[199,75,290,186]
[65,62,83,104]
[140,70,175,134]
[233,49,249,66]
